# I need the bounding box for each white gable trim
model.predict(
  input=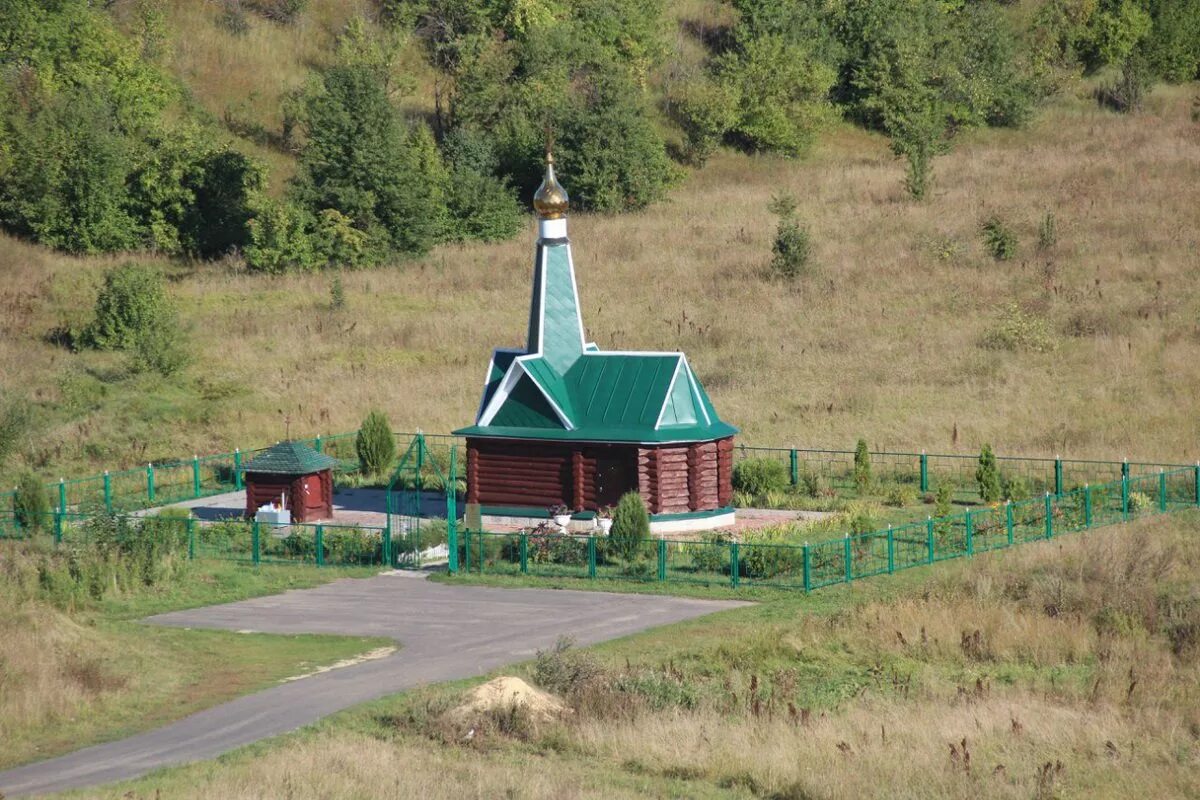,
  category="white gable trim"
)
[682,356,712,425]
[475,348,527,423]
[653,357,685,430]
[514,355,575,431]
[477,357,574,431]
